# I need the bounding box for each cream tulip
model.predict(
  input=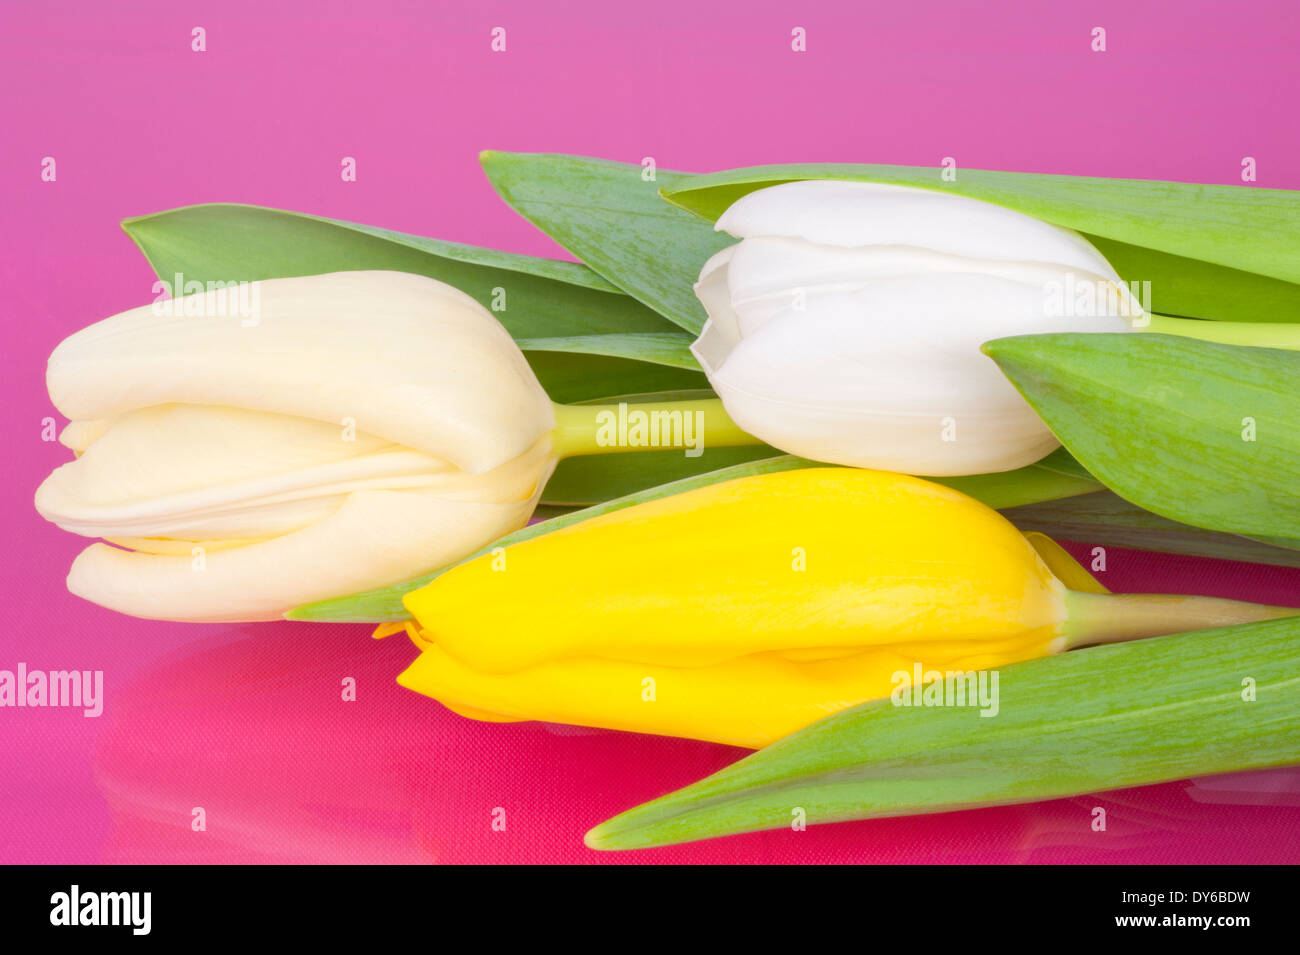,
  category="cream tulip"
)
[37,270,557,623]
[690,180,1142,475]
